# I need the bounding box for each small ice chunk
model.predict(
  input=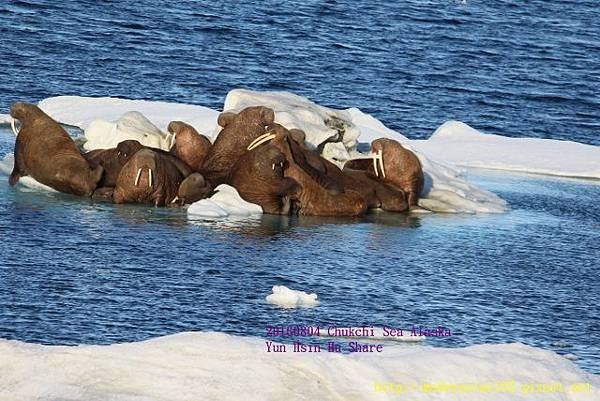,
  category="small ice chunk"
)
[265,285,319,308]
[187,184,262,218]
